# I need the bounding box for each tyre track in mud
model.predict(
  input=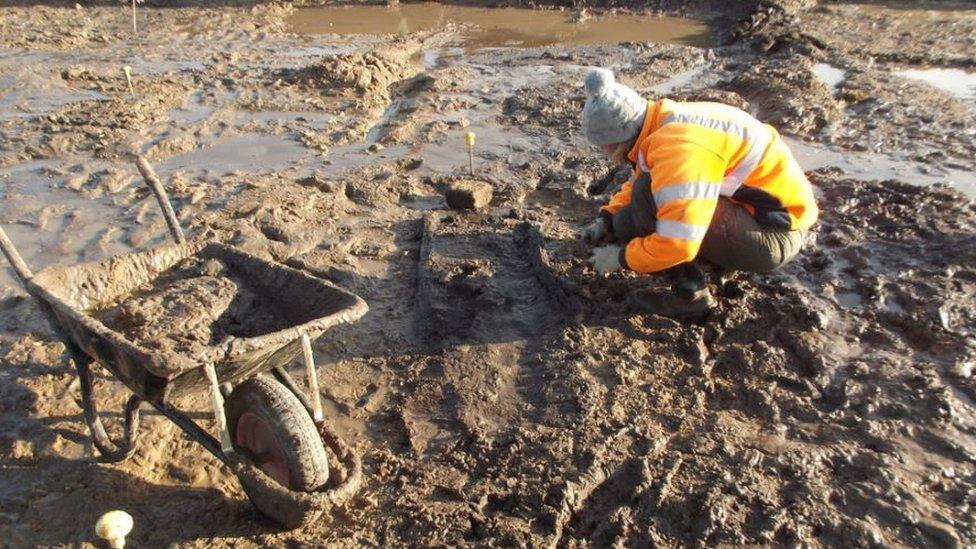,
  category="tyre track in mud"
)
[367,210,612,545]
[408,214,581,446]
[405,217,719,545]
[348,44,777,546]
